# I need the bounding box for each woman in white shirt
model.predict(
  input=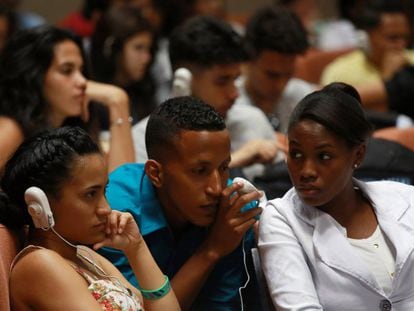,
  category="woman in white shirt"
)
[259,82,414,310]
